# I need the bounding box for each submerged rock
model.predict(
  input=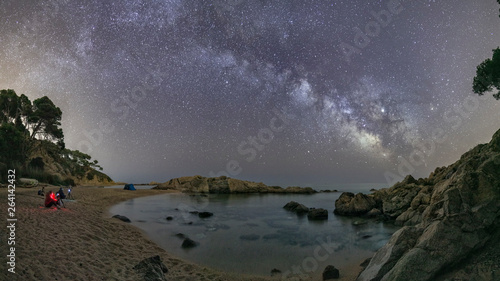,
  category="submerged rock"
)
[239,234,260,241]
[198,211,214,218]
